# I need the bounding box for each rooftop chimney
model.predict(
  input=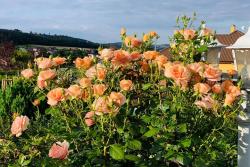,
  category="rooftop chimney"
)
[230,24,236,33]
